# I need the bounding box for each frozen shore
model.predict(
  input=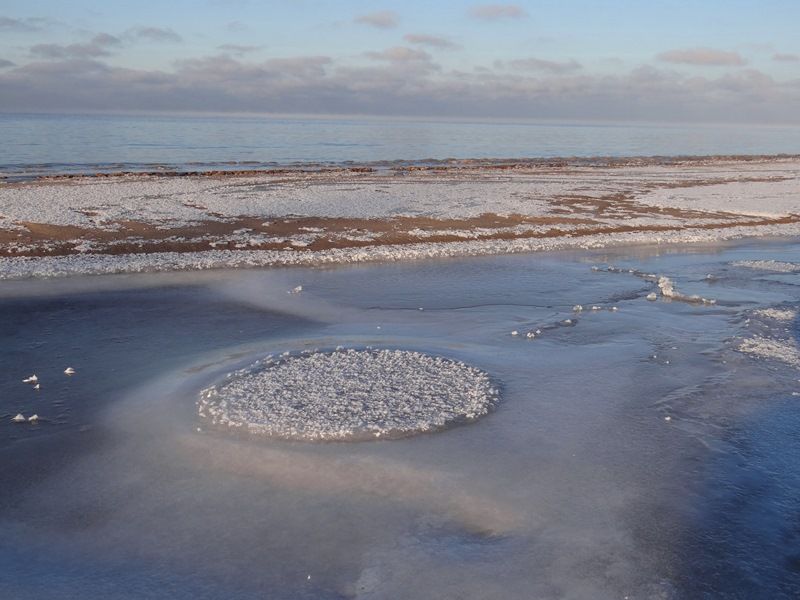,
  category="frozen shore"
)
[2,156,800,278]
